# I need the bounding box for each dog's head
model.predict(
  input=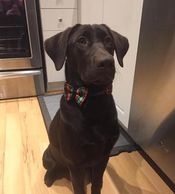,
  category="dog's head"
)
[45,24,129,86]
